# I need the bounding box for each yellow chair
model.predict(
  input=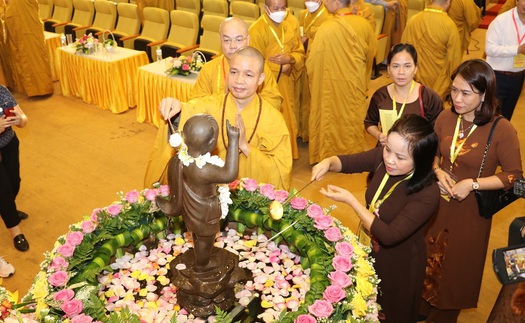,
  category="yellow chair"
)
[407,0,425,21]
[288,0,304,19]
[43,0,74,33]
[202,0,229,17]
[38,0,54,21]
[183,14,223,61]
[112,3,142,49]
[366,3,388,79]
[131,7,171,62]
[175,0,202,18]
[230,1,260,26]
[74,1,118,39]
[148,10,200,58]
[61,0,95,39]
